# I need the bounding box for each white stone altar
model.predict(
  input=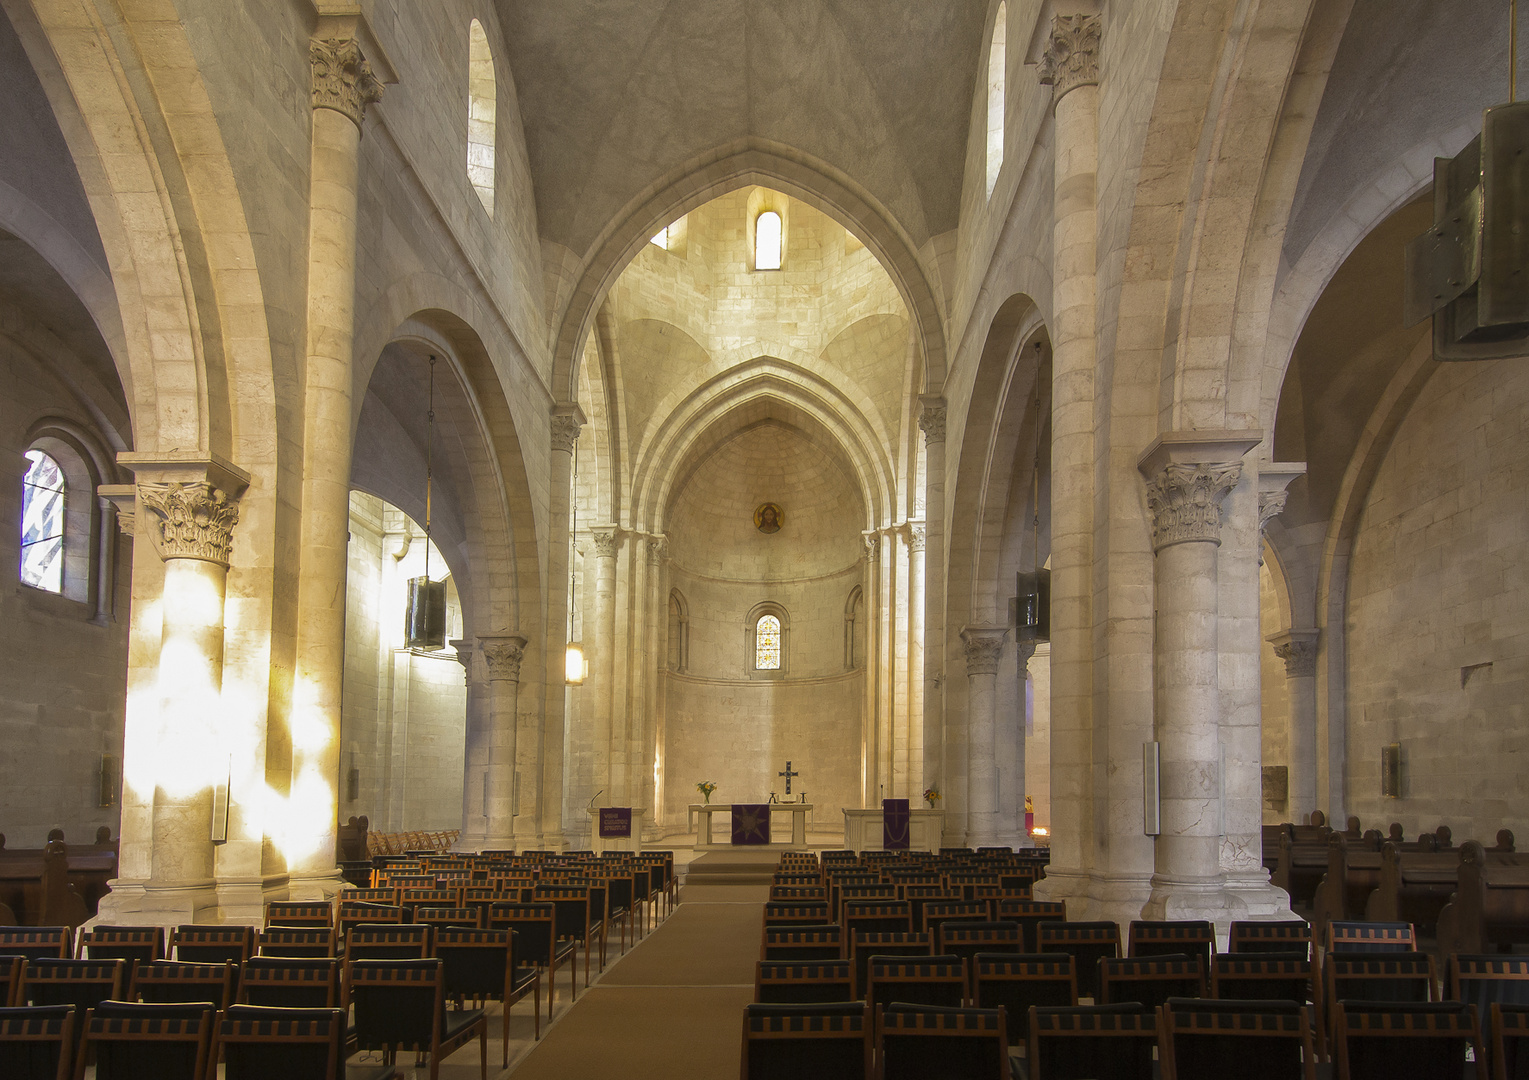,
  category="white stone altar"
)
[690,802,814,850]
[842,808,945,852]
[588,808,647,853]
